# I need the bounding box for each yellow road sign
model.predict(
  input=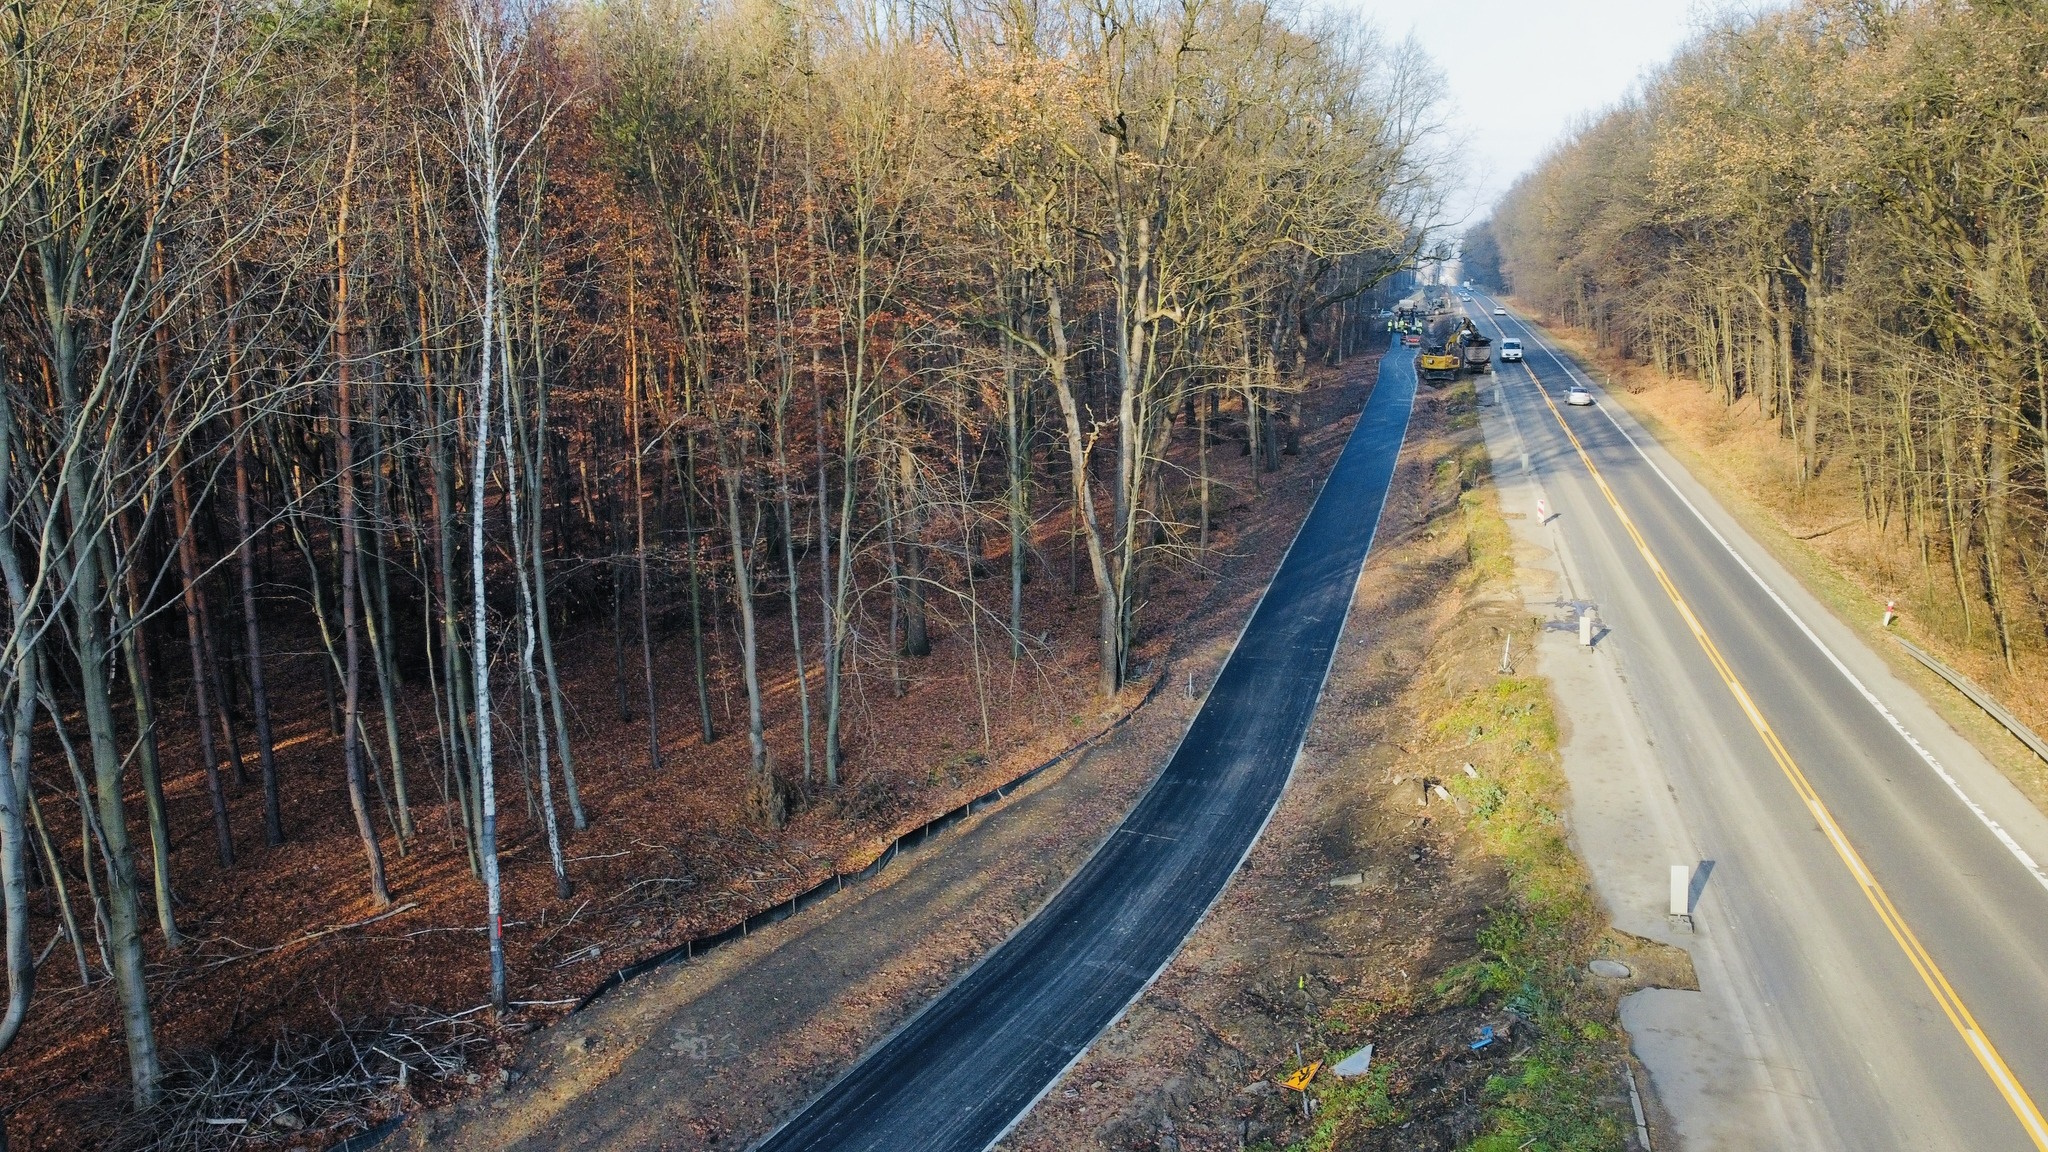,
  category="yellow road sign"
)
[1281,1060,1321,1092]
